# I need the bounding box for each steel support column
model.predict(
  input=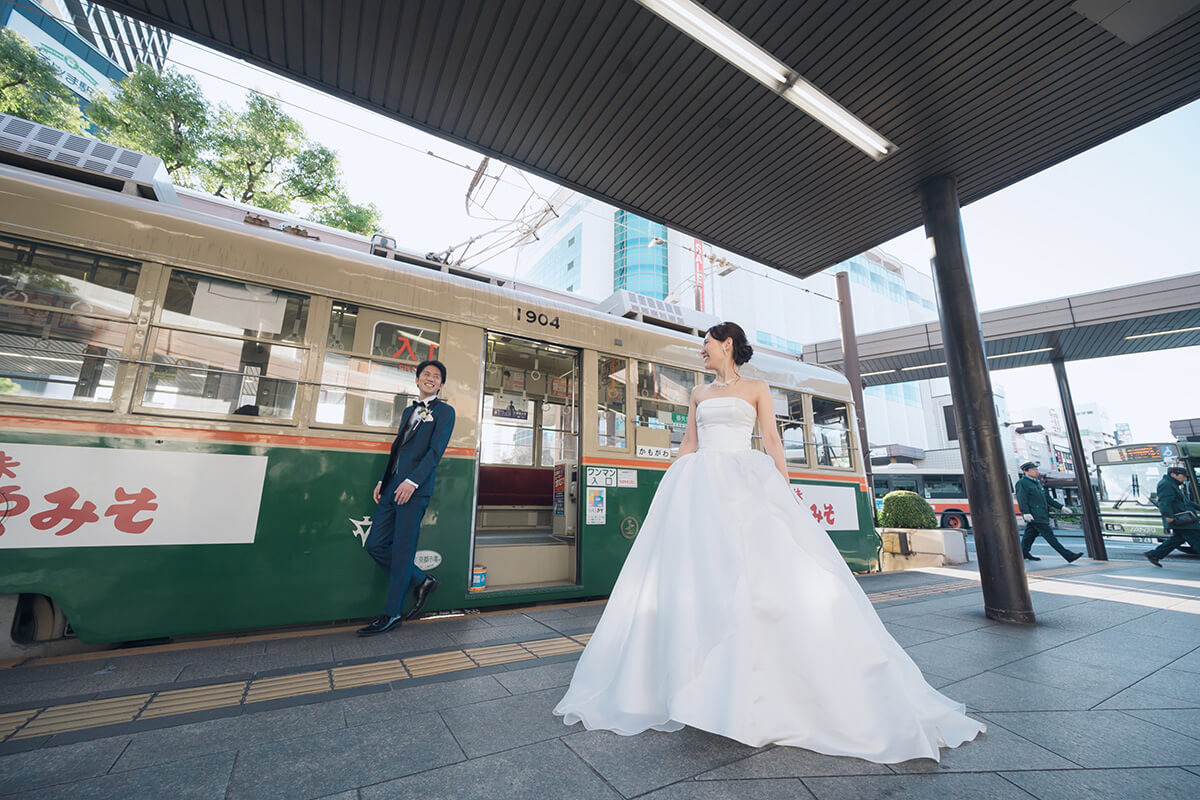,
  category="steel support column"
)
[835,272,872,492]
[920,175,1035,624]
[1051,357,1108,560]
